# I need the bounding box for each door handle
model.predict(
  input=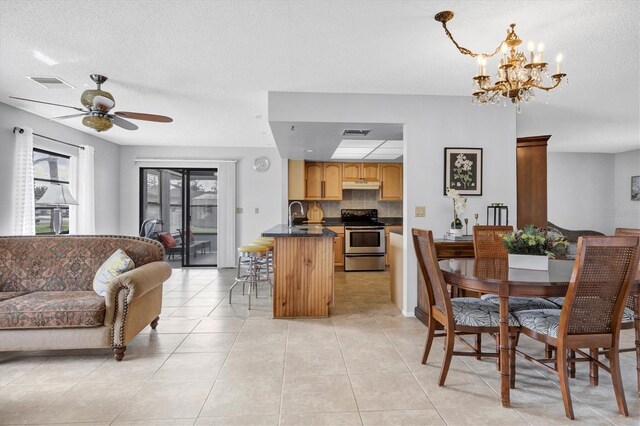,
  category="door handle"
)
[321,181,325,198]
